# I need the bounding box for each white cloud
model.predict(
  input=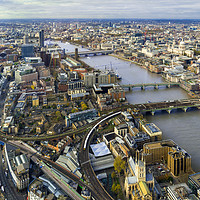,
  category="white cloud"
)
[0,0,200,19]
